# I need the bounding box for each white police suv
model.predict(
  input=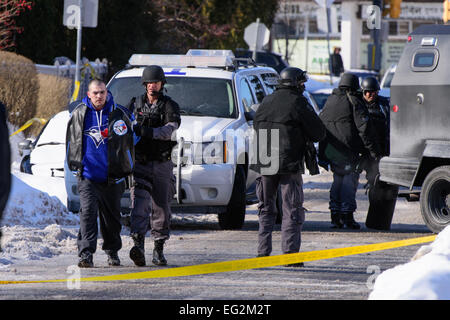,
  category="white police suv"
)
[65,50,281,229]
